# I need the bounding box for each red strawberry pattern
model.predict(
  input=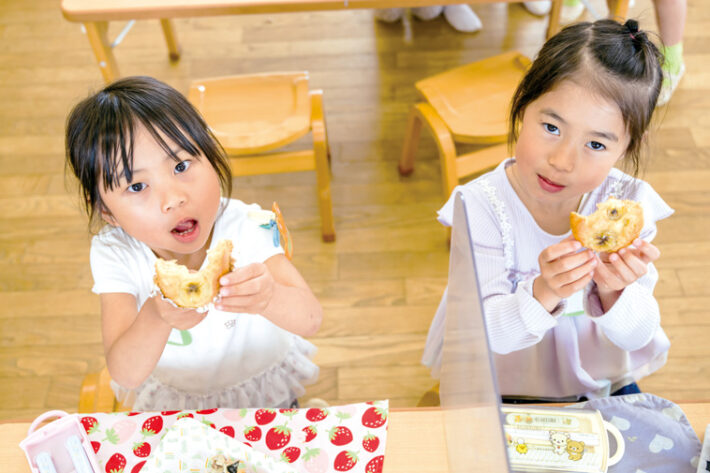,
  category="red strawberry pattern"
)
[281,446,301,463]
[361,407,387,428]
[130,461,146,473]
[81,416,99,435]
[365,455,384,473]
[219,426,235,438]
[265,424,292,450]
[362,433,379,452]
[141,416,163,436]
[306,408,328,422]
[82,401,388,473]
[105,453,126,473]
[303,425,318,442]
[244,425,262,441]
[254,408,277,425]
[334,450,359,471]
[329,426,353,446]
[132,441,151,458]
